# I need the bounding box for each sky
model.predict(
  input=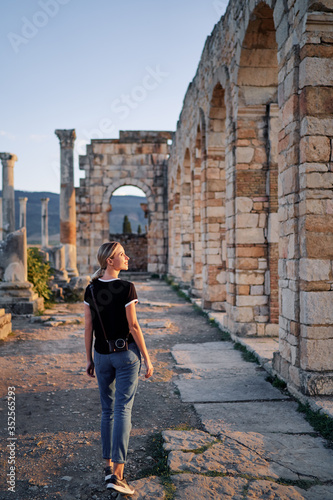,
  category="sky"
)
[1,0,228,195]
